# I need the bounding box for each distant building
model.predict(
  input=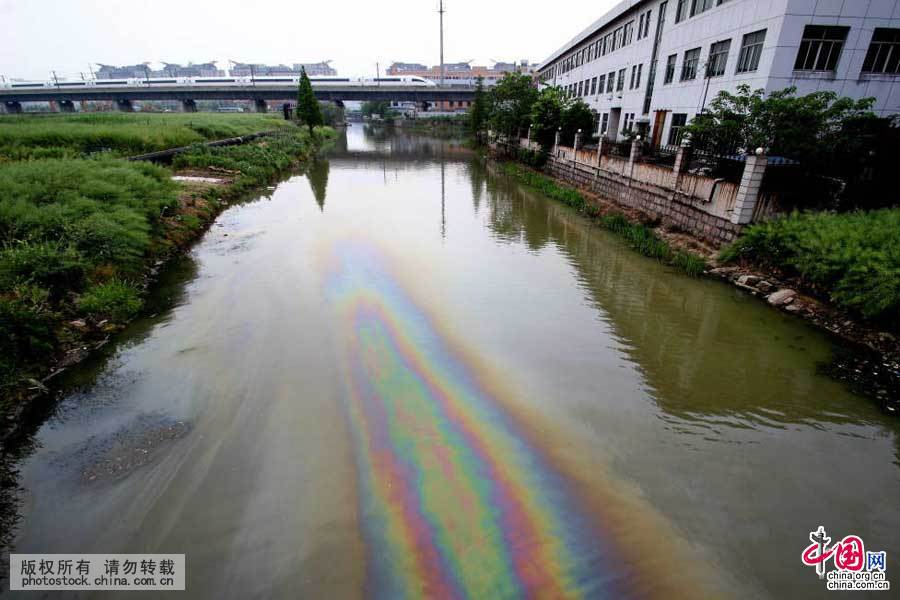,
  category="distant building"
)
[386,60,534,111]
[155,62,224,78]
[95,64,152,79]
[229,61,337,77]
[387,60,534,87]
